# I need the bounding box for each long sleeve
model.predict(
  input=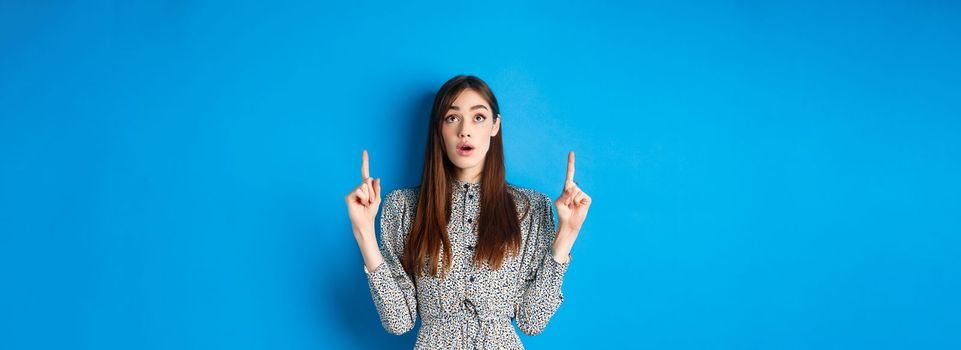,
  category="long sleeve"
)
[365,189,418,335]
[515,193,571,336]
